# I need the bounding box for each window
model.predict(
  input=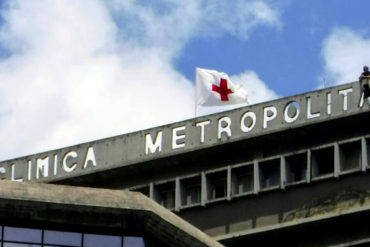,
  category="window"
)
[259,158,280,189]
[339,141,361,172]
[206,170,227,201]
[285,153,307,184]
[44,230,81,246]
[0,226,148,247]
[181,176,201,206]
[232,165,253,195]
[311,146,334,178]
[84,234,121,247]
[4,226,42,245]
[153,181,176,210]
